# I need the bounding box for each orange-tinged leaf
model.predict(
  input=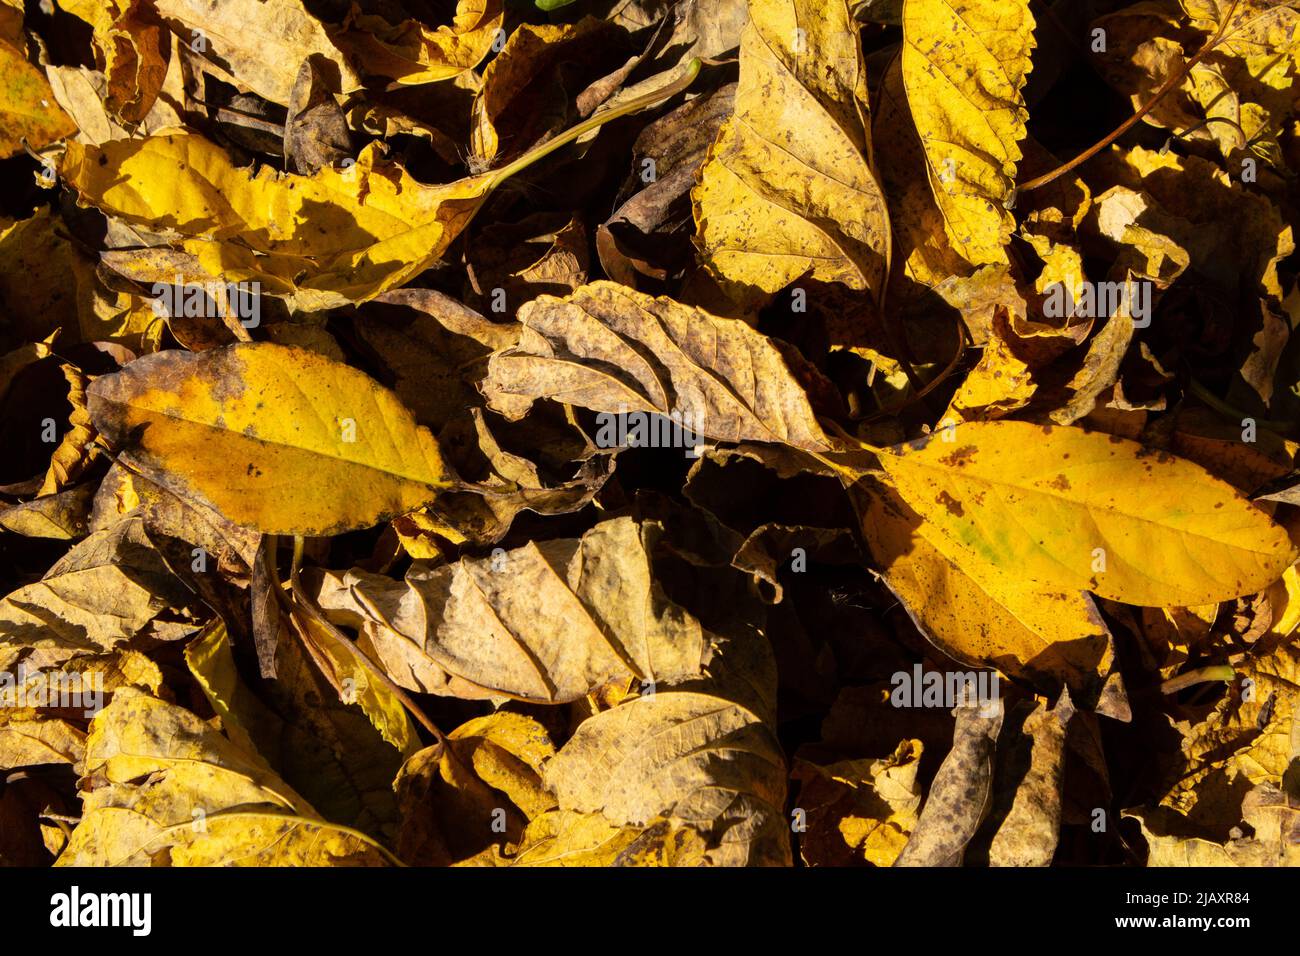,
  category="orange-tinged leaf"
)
[0,33,75,157]
[87,343,454,536]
